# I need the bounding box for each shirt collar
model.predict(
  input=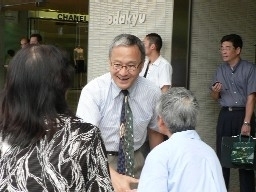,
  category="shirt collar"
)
[151,55,163,66]
[226,58,241,72]
[170,130,201,141]
[110,76,140,99]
